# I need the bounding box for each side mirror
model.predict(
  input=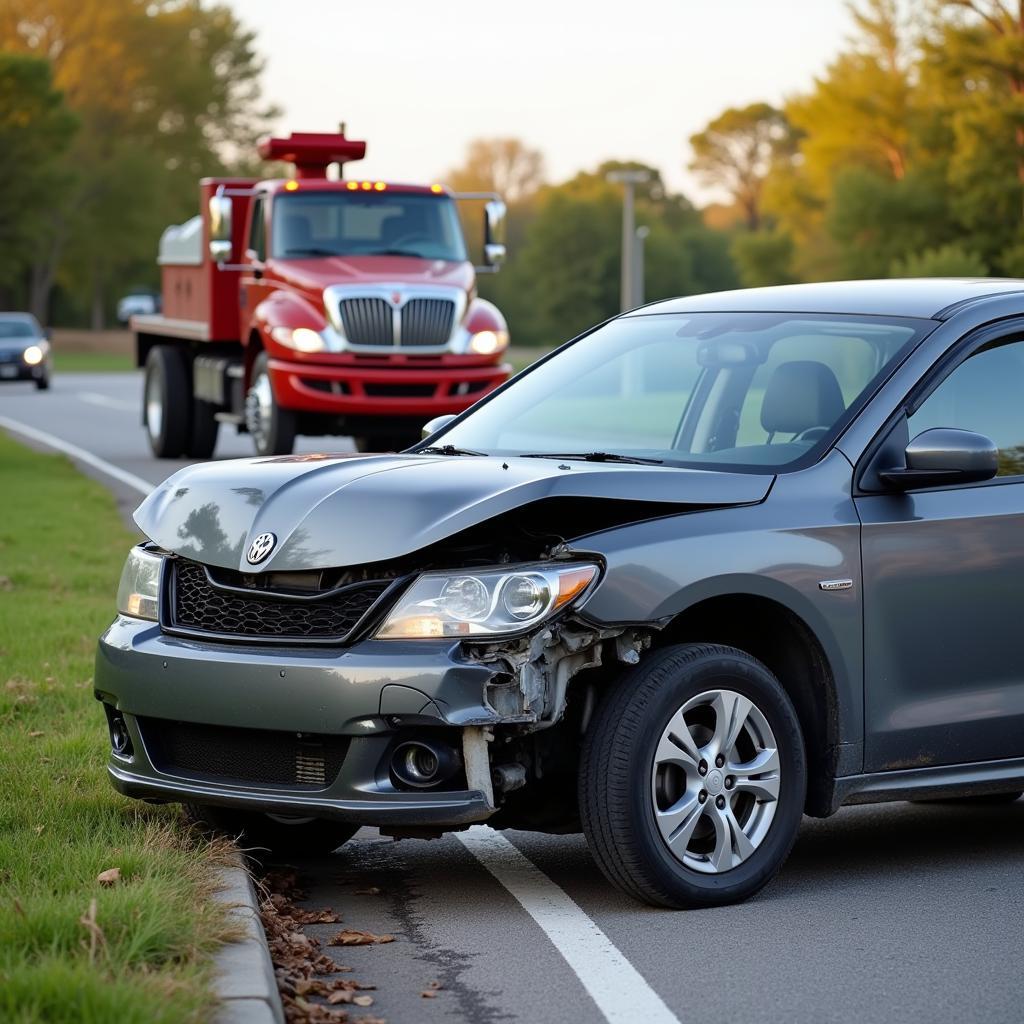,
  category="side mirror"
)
[208,190,233,265]
[880,427,998,490]
[422,413,457,440]
[482,199,506,270]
